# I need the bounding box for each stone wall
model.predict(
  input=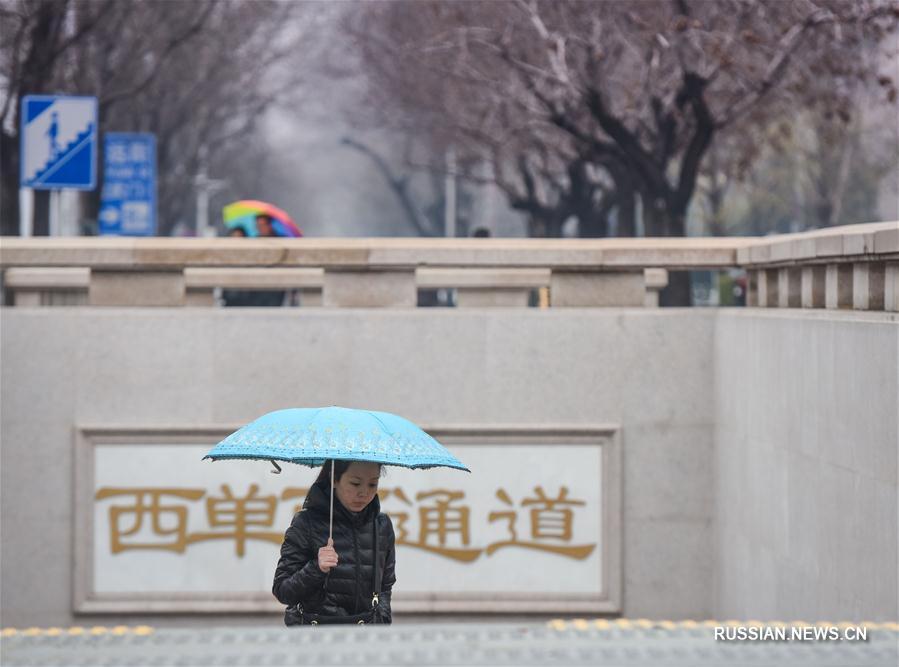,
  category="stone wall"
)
[2,306,896,627]
[0,308,716,627]
[714,309,898,621]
